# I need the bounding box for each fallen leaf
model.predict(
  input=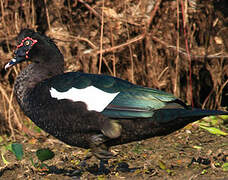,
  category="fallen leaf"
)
[36,148,55,162]
[222,163,228,171]
[199,125,227,136]
[1,153,9,165]
[158,160,166,170]
[11,143,23,160]
[28,138,38,144]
